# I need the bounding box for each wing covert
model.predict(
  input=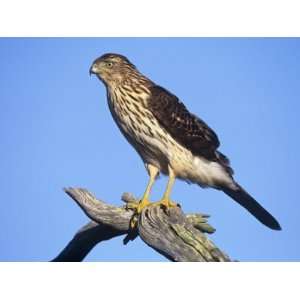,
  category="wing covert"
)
[148,85,220,160]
